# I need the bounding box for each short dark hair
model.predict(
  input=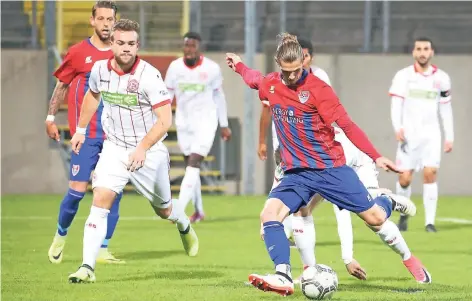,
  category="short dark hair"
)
[111,19,140,41]
[92,1,118,17]
[184,32,202,42]
[298,38,314,56]
[414,37,434,50]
